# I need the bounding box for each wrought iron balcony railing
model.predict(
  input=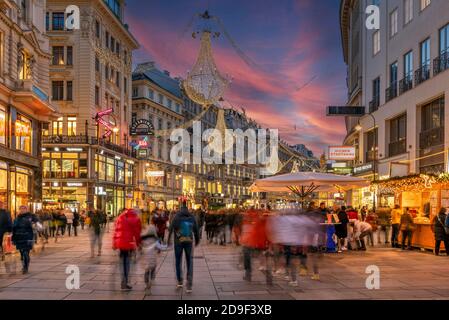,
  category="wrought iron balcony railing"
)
[399,76,413,95]
[369,96,380,113]
[434,51,449,76]
[385,83,398,103]
[415,64,431,86]
[388,139,406,157]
